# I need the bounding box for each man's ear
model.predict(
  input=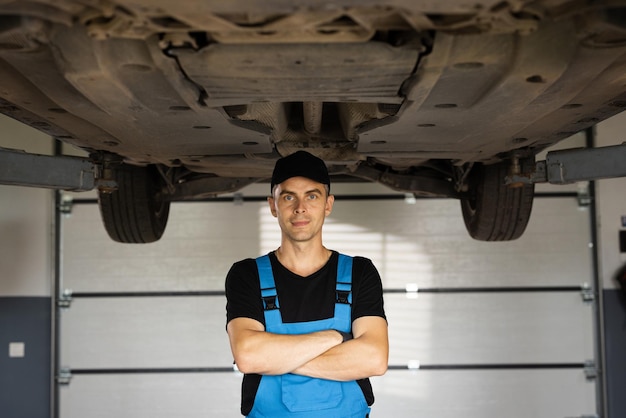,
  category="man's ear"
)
[267,196,278,217]
[325,194,335,216]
